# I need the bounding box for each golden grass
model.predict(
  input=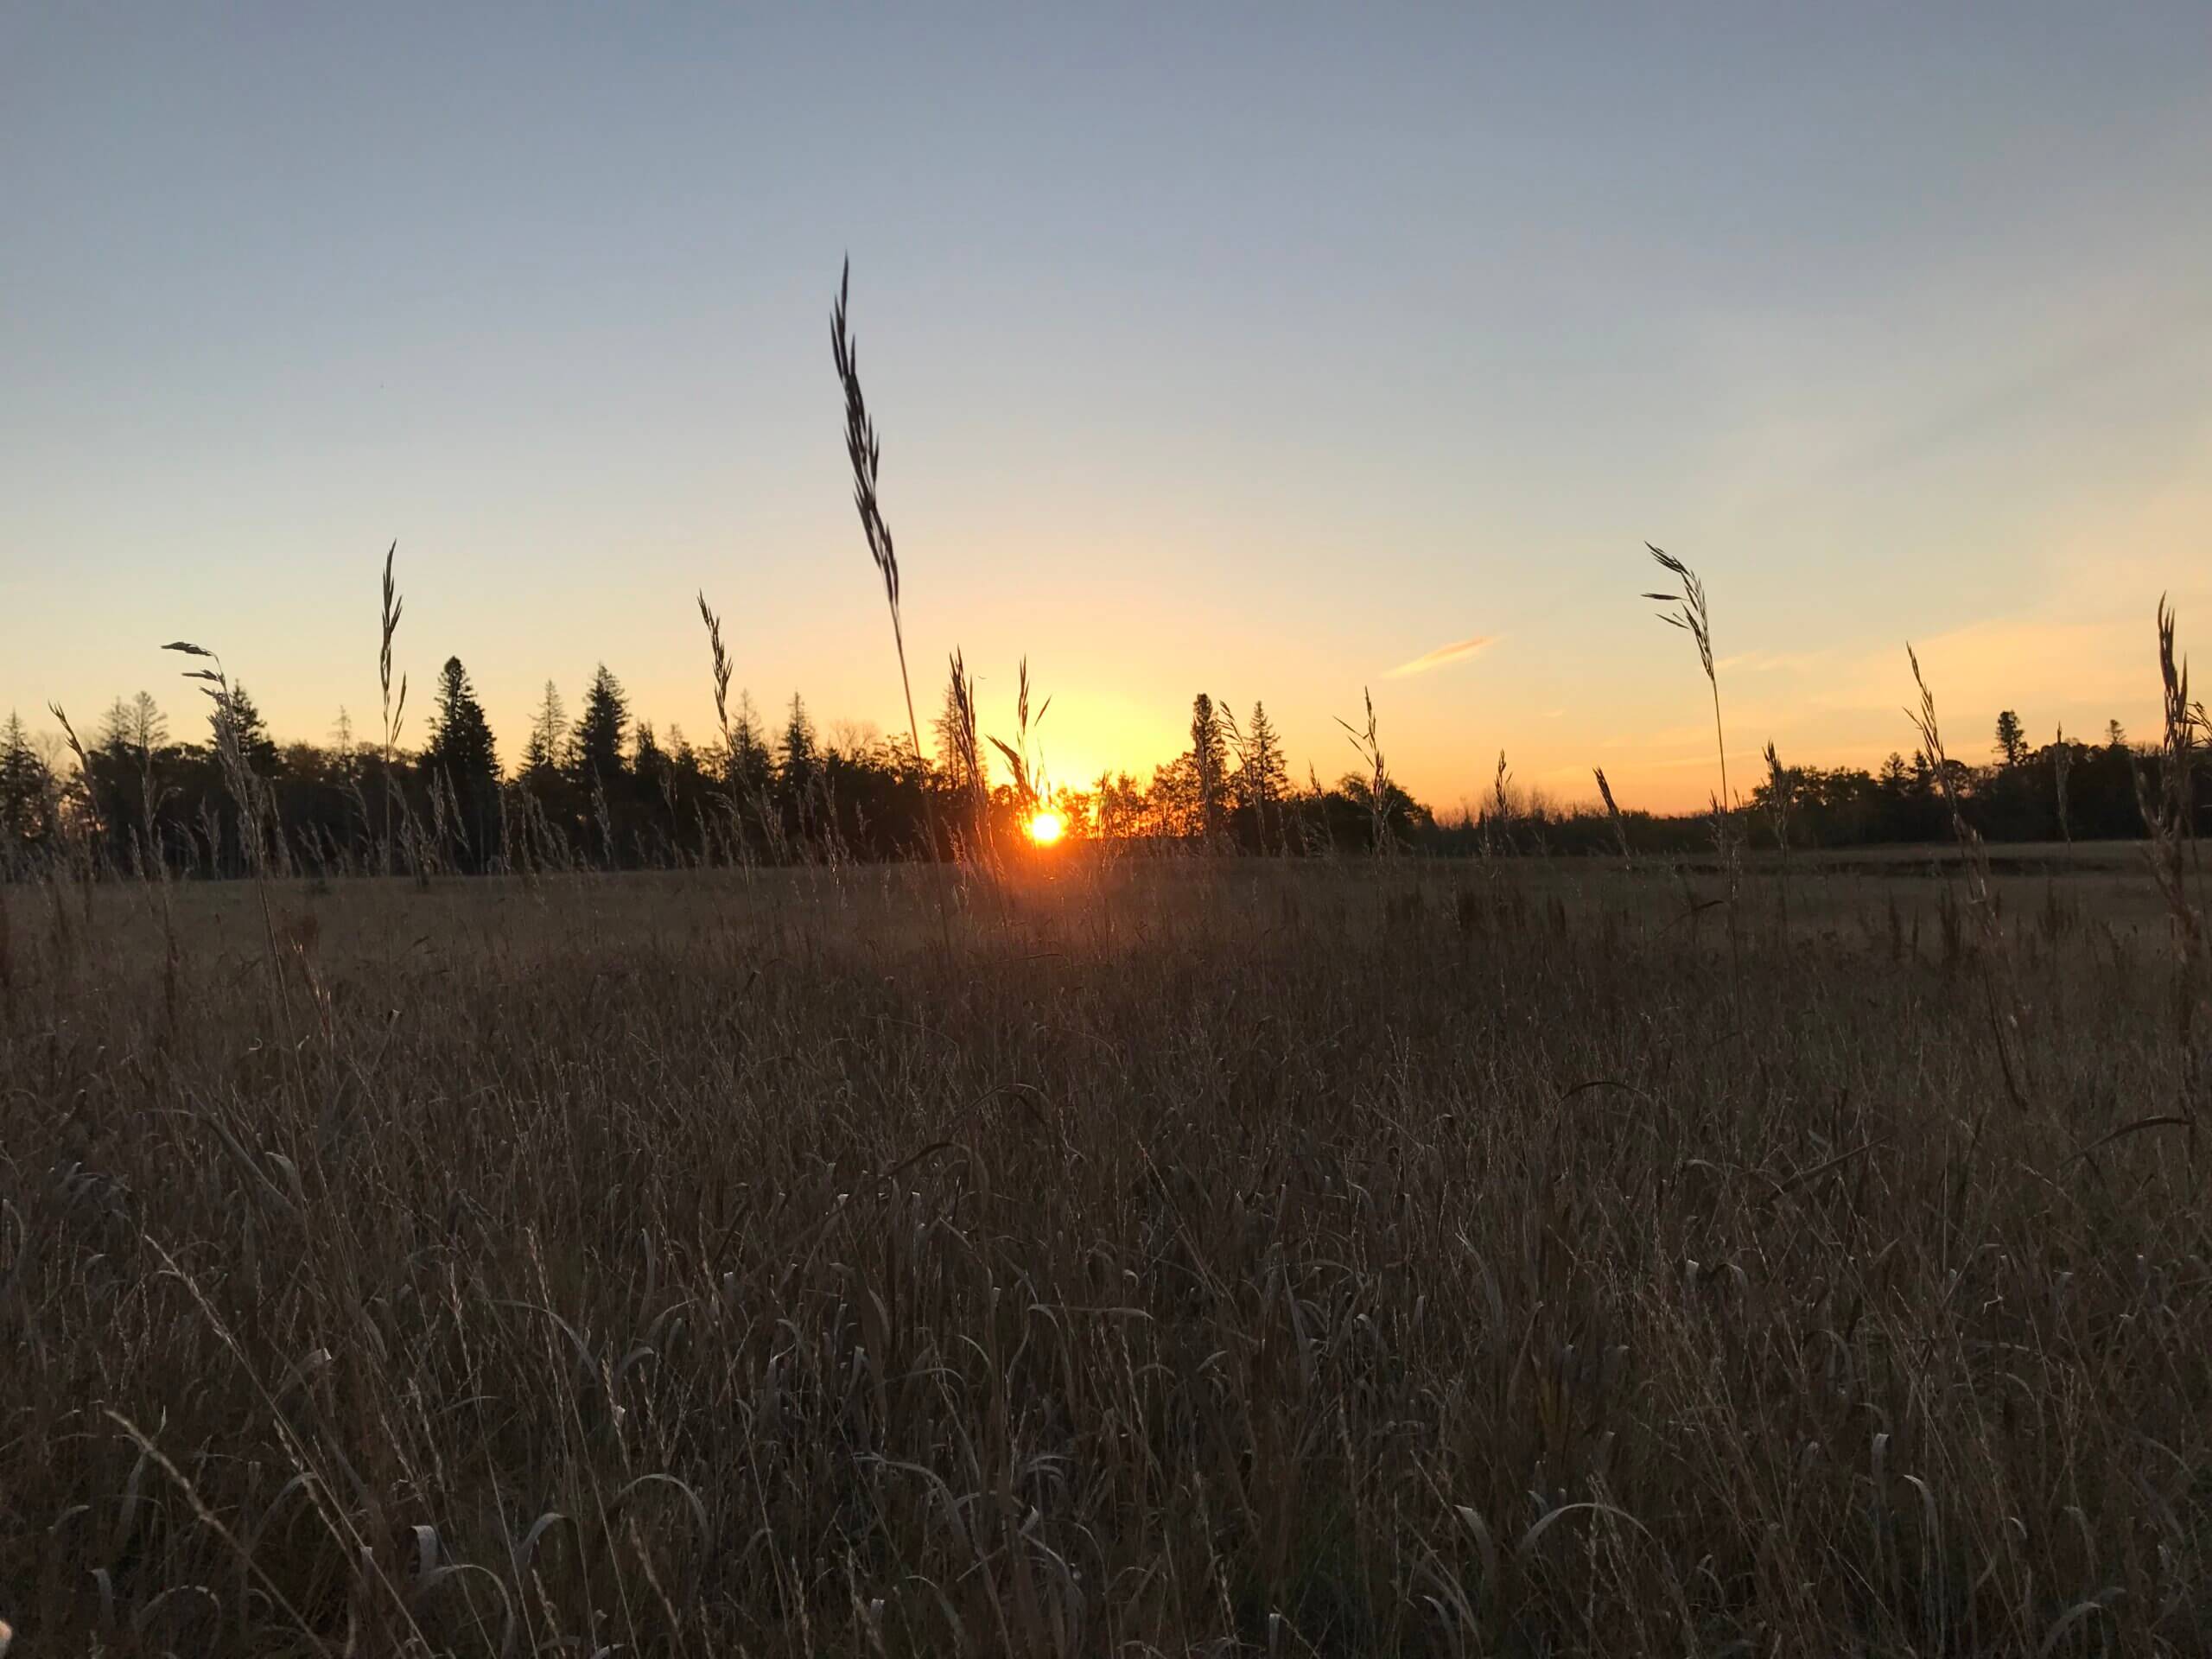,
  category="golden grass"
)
[3,856,2209,1654]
